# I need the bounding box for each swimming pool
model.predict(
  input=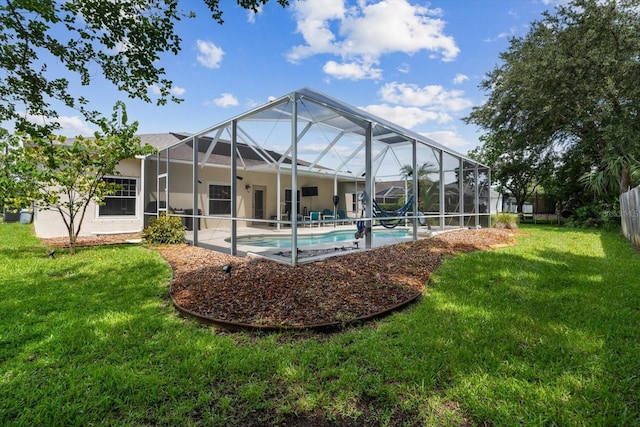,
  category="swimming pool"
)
[234,228,410,248]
